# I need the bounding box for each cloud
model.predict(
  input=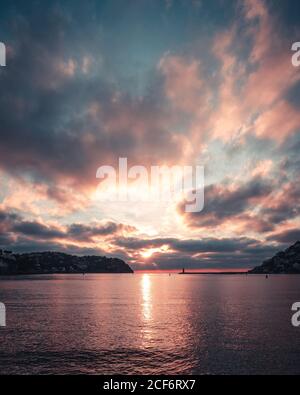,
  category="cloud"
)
[0,5,193,205]
[267,228,300,244]
[209,0,300,143]
[0,0,299,270]
[111,234,280,269]
[0,209,136,251]
[178,177,273,230]
[158,55,205,114]
[67,222,136,241]
[12,221,65,239]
